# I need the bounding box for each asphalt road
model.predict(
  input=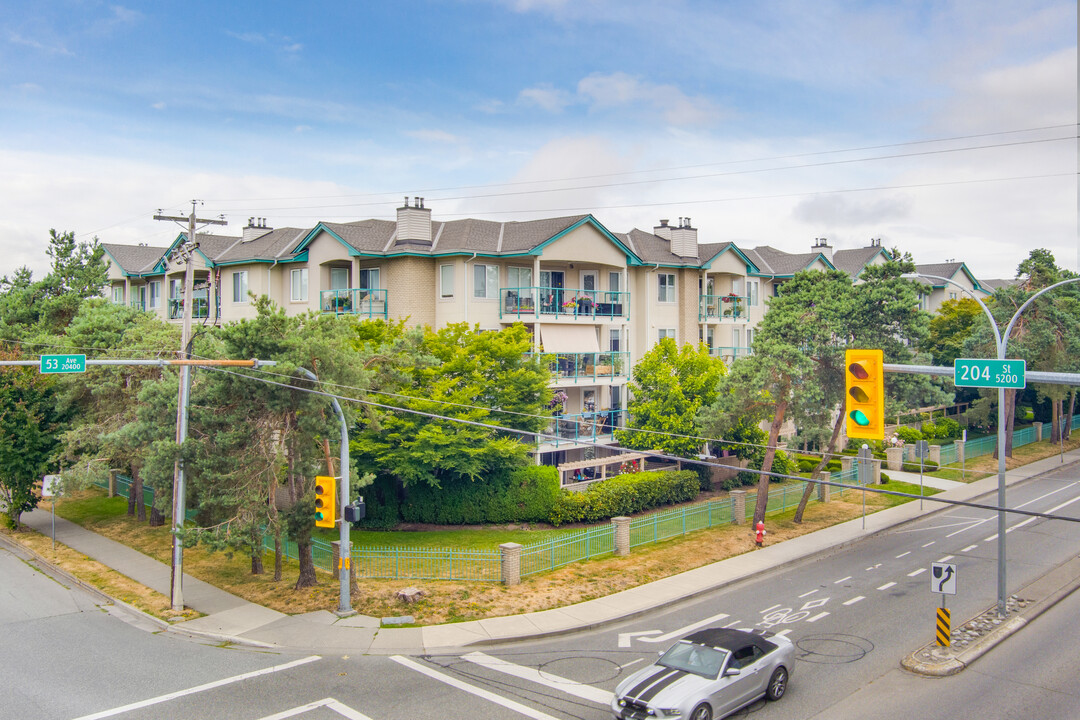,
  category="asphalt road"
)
[8,463,1080,720]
